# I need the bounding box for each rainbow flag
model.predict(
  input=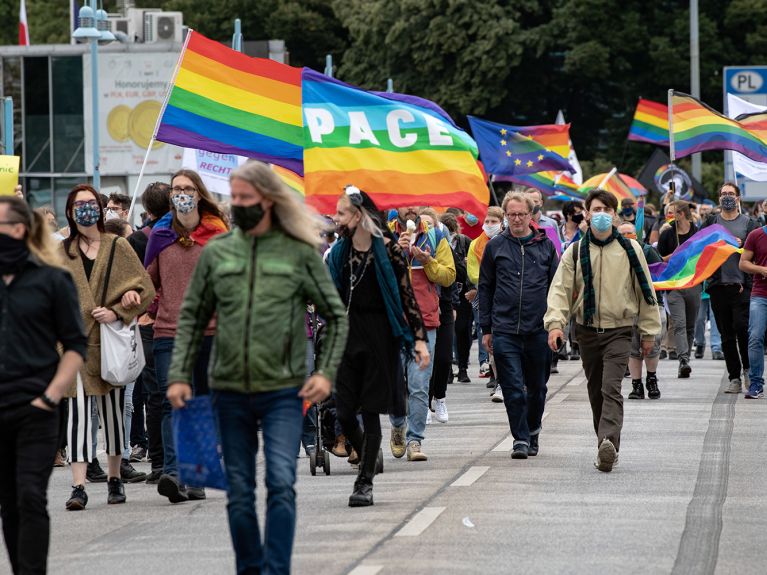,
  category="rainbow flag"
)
[579,170,636,201]
[669,90,767,163]
[271,164,304,196]
[649,224,742,290]
[155,31,304,174]
[507,124,571,160]
[628,98,669,145]
[501,171,583,198]
[302,69,488,215]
